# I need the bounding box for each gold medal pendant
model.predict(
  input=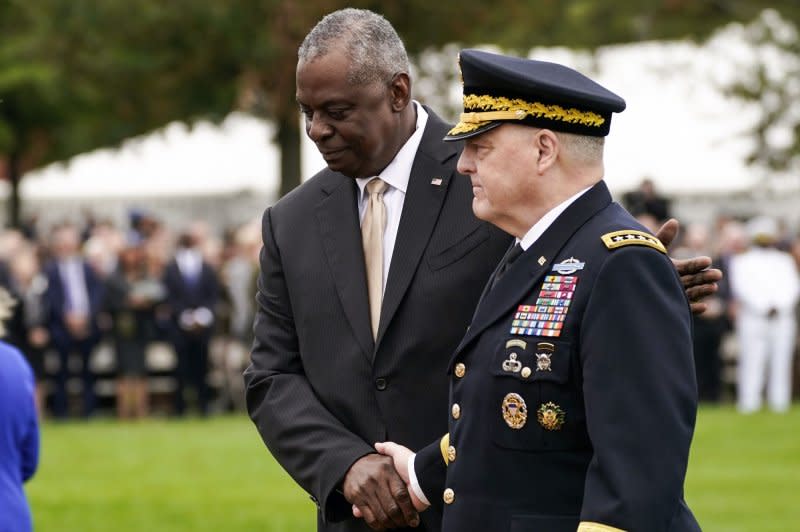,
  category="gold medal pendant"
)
[537,402,565,431]
[501,393,528,429]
